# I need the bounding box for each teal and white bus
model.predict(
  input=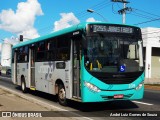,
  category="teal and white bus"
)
[12,22,144,105]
